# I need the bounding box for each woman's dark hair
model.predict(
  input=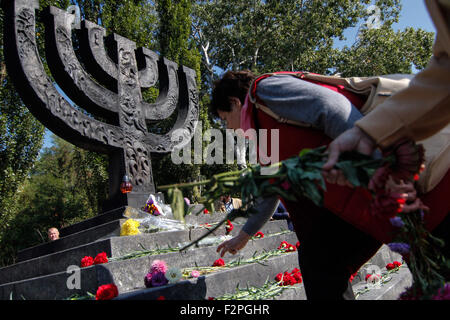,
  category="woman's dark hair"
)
[210,70,256,118]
